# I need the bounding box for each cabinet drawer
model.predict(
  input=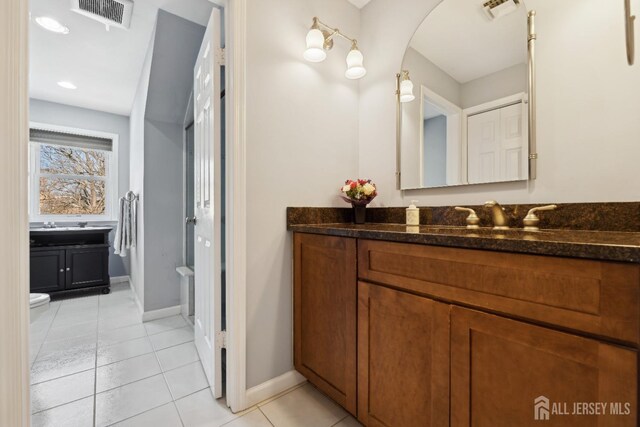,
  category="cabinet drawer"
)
[358,240,640,345]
